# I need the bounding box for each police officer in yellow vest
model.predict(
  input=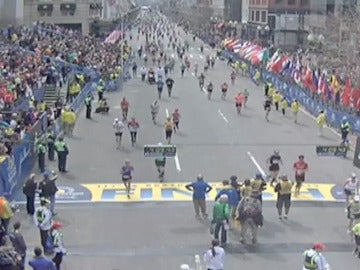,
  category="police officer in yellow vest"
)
[97,79,105,102]
[55,137,69,173]
[273,91,281,111]
[36,139,47,173]
[46,127,55,161]
[274,175,294,219]
[250,174,267,204]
